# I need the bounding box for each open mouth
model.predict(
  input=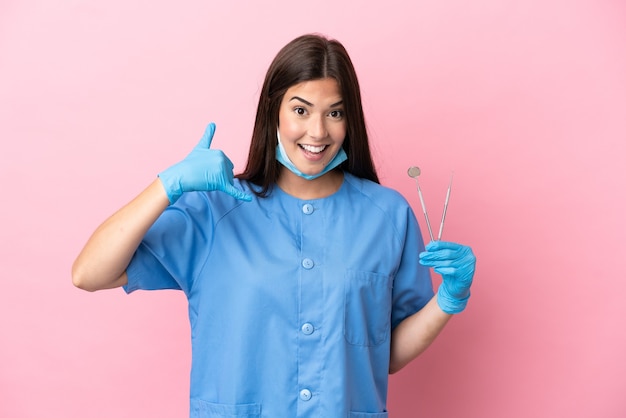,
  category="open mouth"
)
[299,144,328,154]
